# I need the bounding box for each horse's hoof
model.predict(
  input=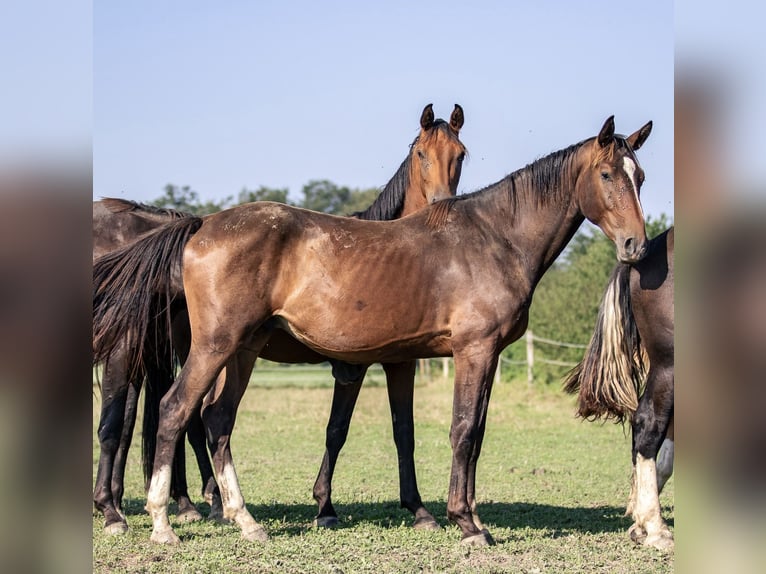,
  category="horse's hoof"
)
[151,528,181,545]
[645,531,674,552]
[176,508,203,523]
[460,530,495,546]
[104,521,129,535]
[242,526,269,543]
[313,516,339,529]
[628,523,647,544]
[413,516,441,531]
